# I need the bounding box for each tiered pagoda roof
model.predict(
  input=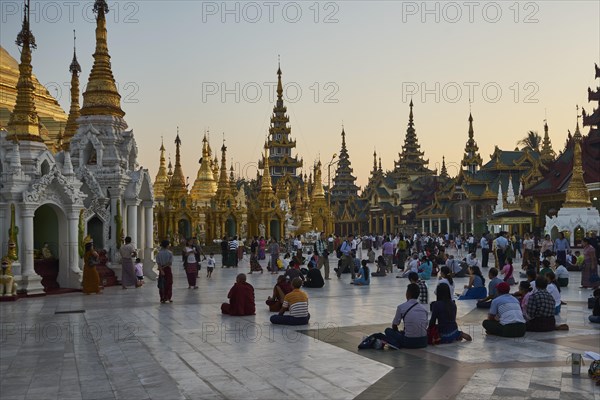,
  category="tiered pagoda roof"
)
[391,101,433,178]
[330,128,360,203]
[259,63,302,183]
[461,113,483,174]
[540,120,556,165]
